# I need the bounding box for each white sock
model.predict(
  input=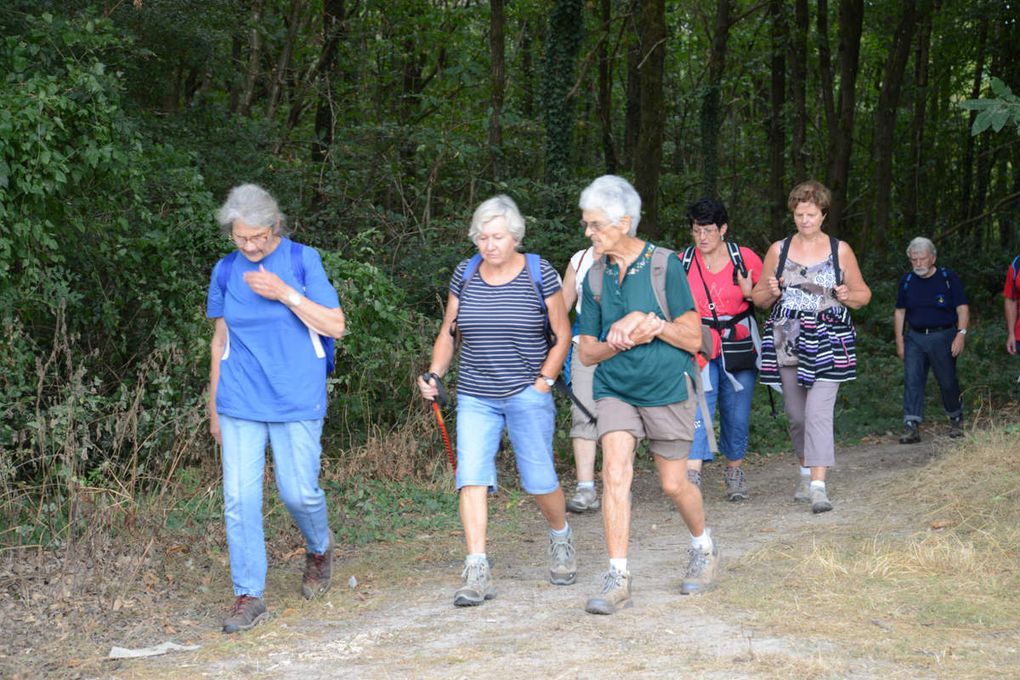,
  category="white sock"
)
[691,529,713,554]
[465,553,487,565]
[810,480,826,491]
[577,480,595,490]
[799,466,811,477]
[550,522,570,538]
[609,558,628,574]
